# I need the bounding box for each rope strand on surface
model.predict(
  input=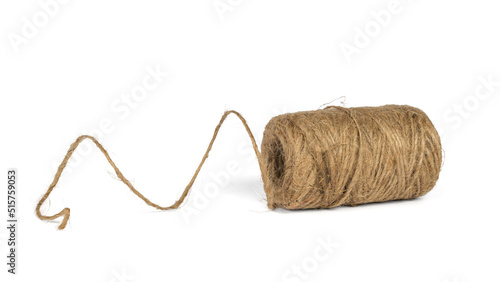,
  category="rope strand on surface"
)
[36,111,266,230]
